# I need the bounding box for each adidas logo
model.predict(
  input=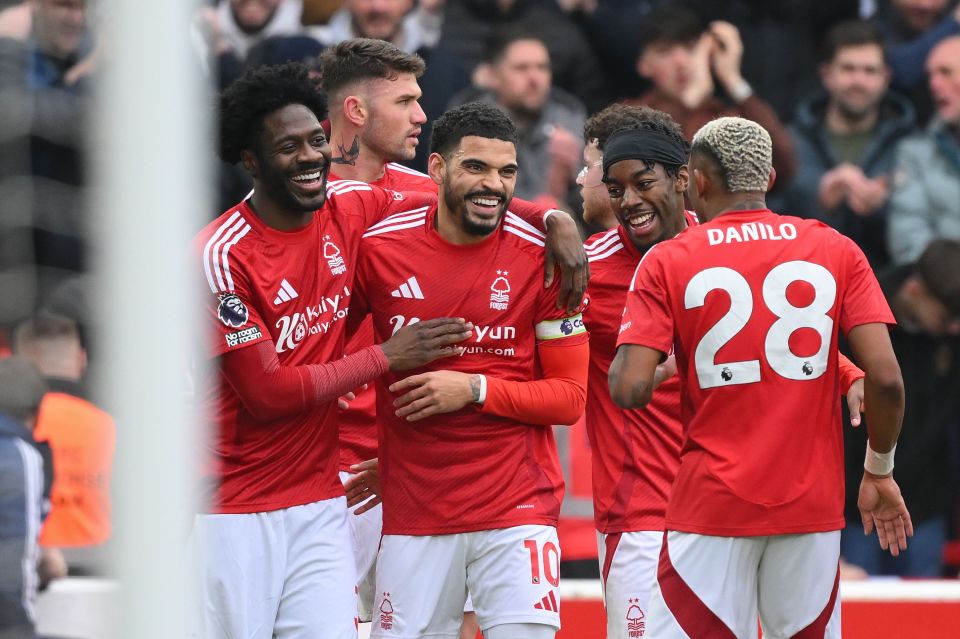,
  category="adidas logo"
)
[390,276,424,300]
[533,590,559,612]
[273,279,299,305]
